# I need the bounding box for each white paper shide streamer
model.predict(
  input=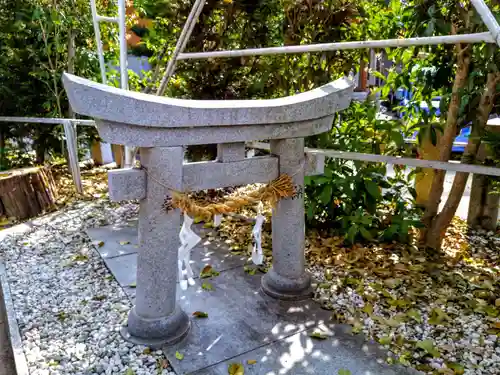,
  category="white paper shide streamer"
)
[178,213,201,290]
[213,214,222,227]
[251,203,265,265]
